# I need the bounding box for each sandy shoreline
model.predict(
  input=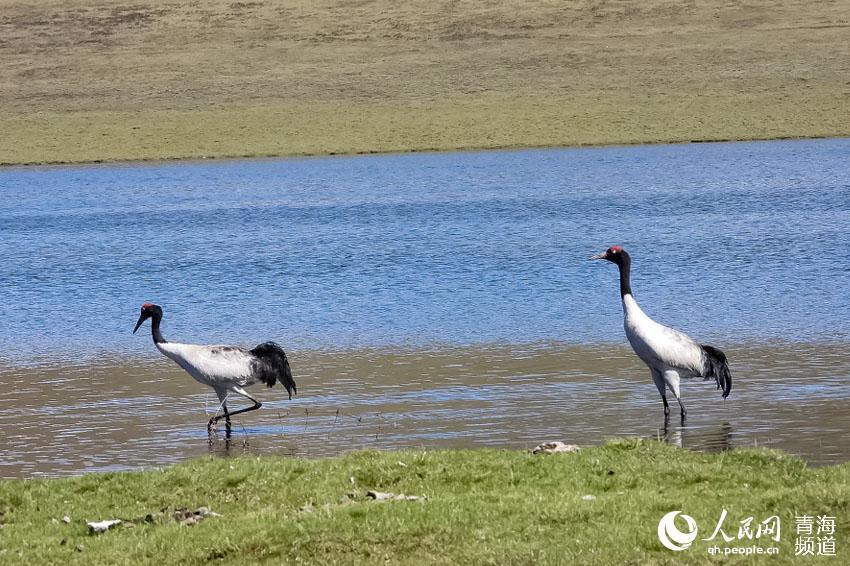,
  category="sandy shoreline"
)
[1,132,844,170]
